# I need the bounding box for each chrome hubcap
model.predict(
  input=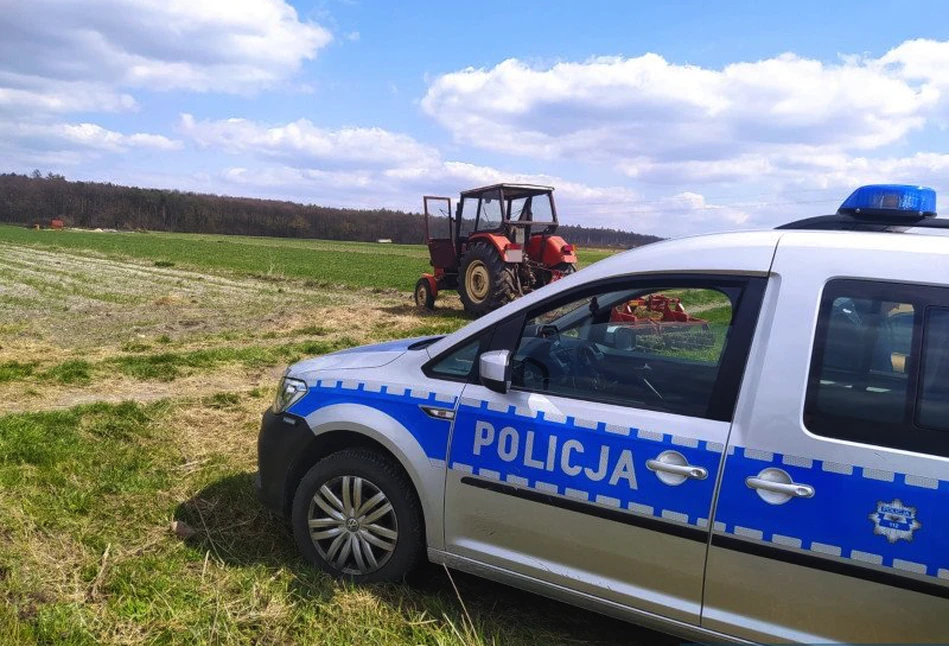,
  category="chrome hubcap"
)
[307,475,398,575]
